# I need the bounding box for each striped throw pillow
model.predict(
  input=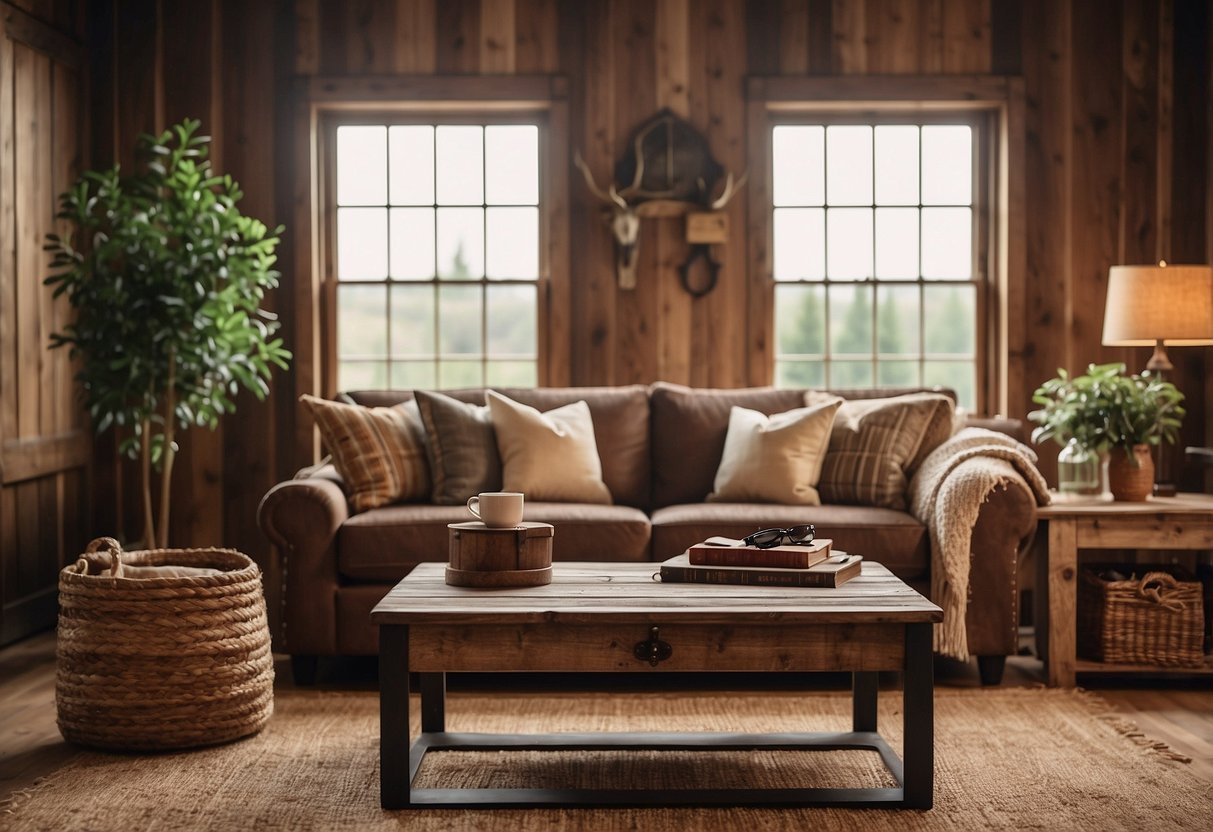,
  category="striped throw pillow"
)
[301,395,430,513]
[807,392,954,510]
